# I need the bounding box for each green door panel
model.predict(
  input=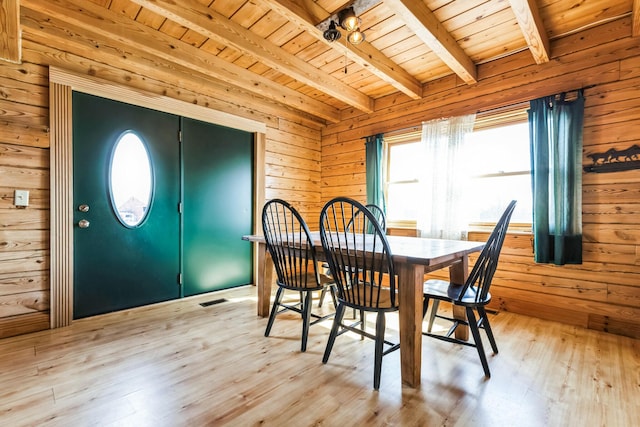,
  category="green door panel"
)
[73,92,180,318]
[182,117,253,296]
